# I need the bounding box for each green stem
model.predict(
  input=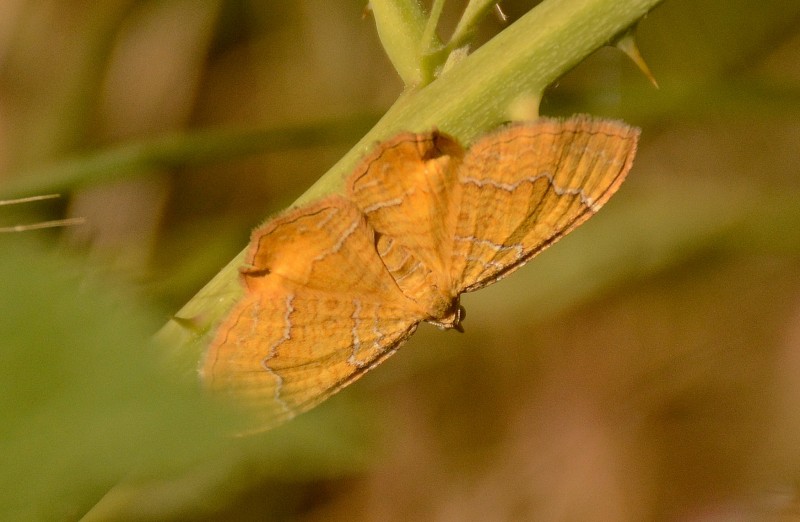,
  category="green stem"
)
[369,0,432,85]
[418,0,447,84]
[1,113,377,200]
[421,0,446,56]
[449,0,499,52]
